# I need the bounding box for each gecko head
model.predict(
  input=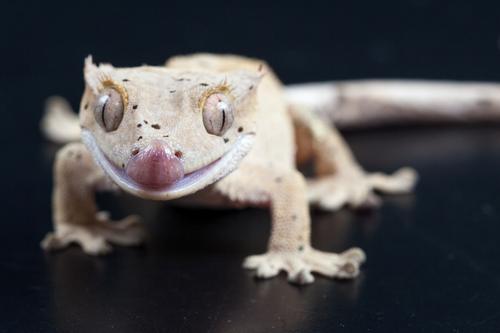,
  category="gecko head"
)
[79,56,262,200]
